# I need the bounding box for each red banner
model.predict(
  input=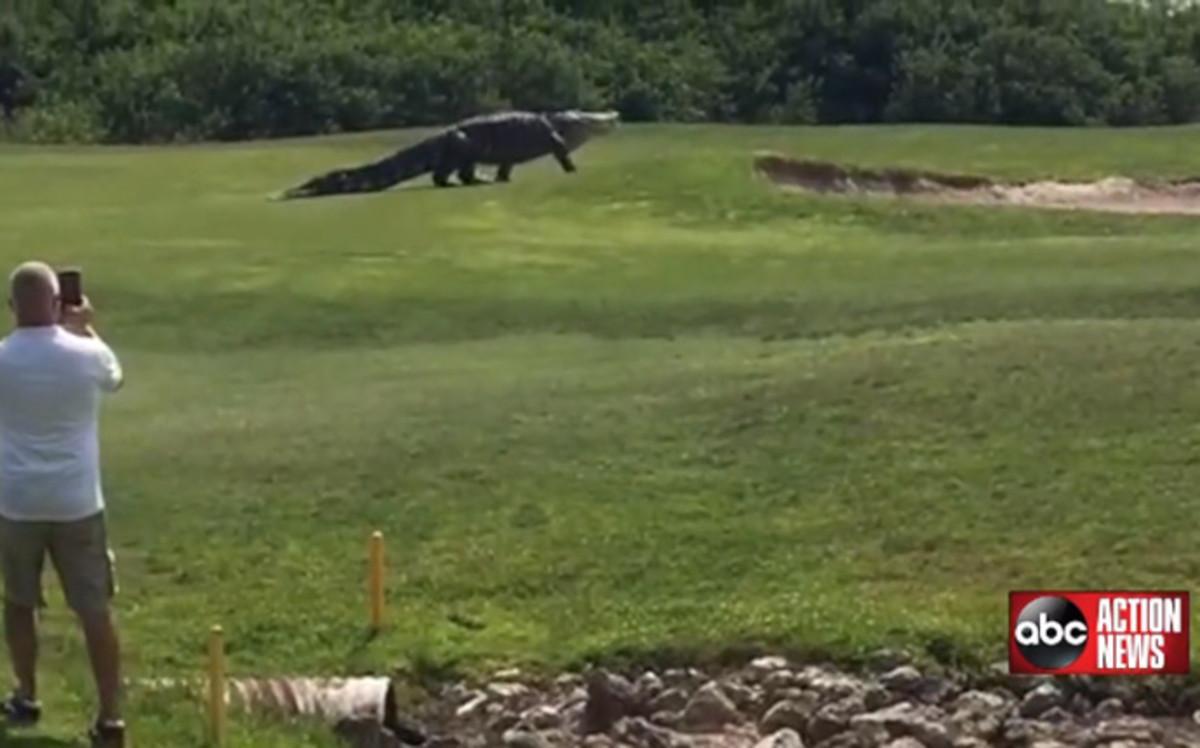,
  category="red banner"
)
[1009,591,1190,675]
